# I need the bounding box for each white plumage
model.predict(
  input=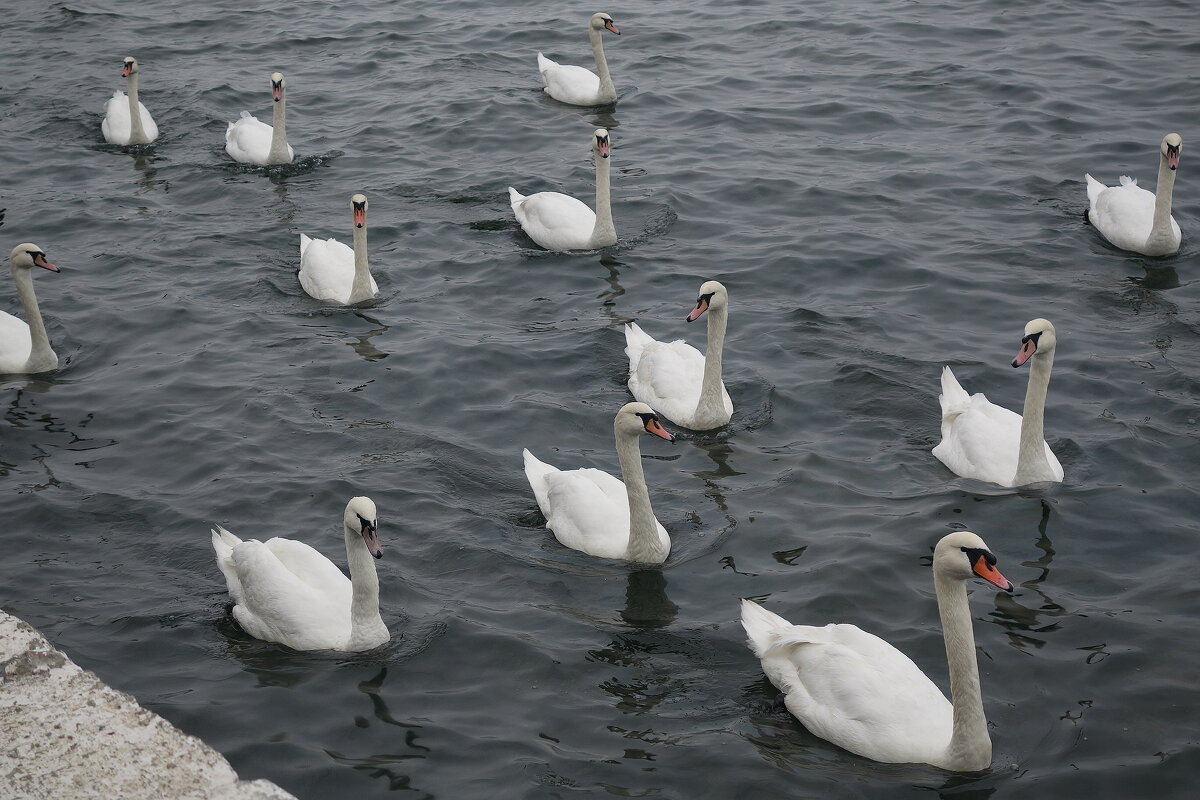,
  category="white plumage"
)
[298,194,378,305]
[1085,133,1183,256]
[741,531,1014,771]
[210,496,388,652]
[536,13,620,106]
[625,281,733,430]
[225,72,294,165]
[101,57,158,145]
